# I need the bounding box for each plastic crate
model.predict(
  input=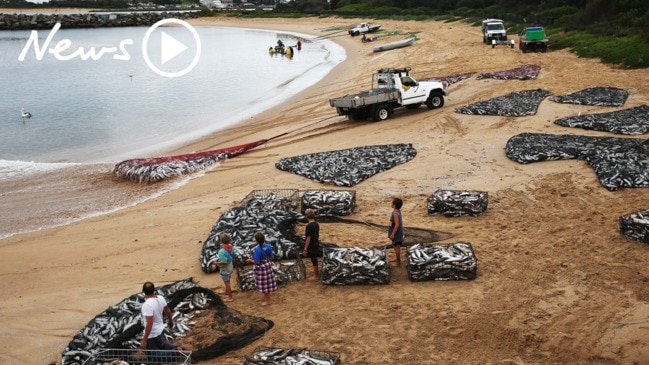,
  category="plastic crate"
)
[244,345,341,365]
[240,189,300,211]
[81,348,191,365]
